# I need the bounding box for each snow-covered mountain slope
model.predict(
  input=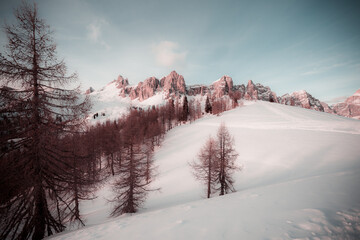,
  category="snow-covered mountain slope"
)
[50,101,360,240]
[86,80,167,123]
